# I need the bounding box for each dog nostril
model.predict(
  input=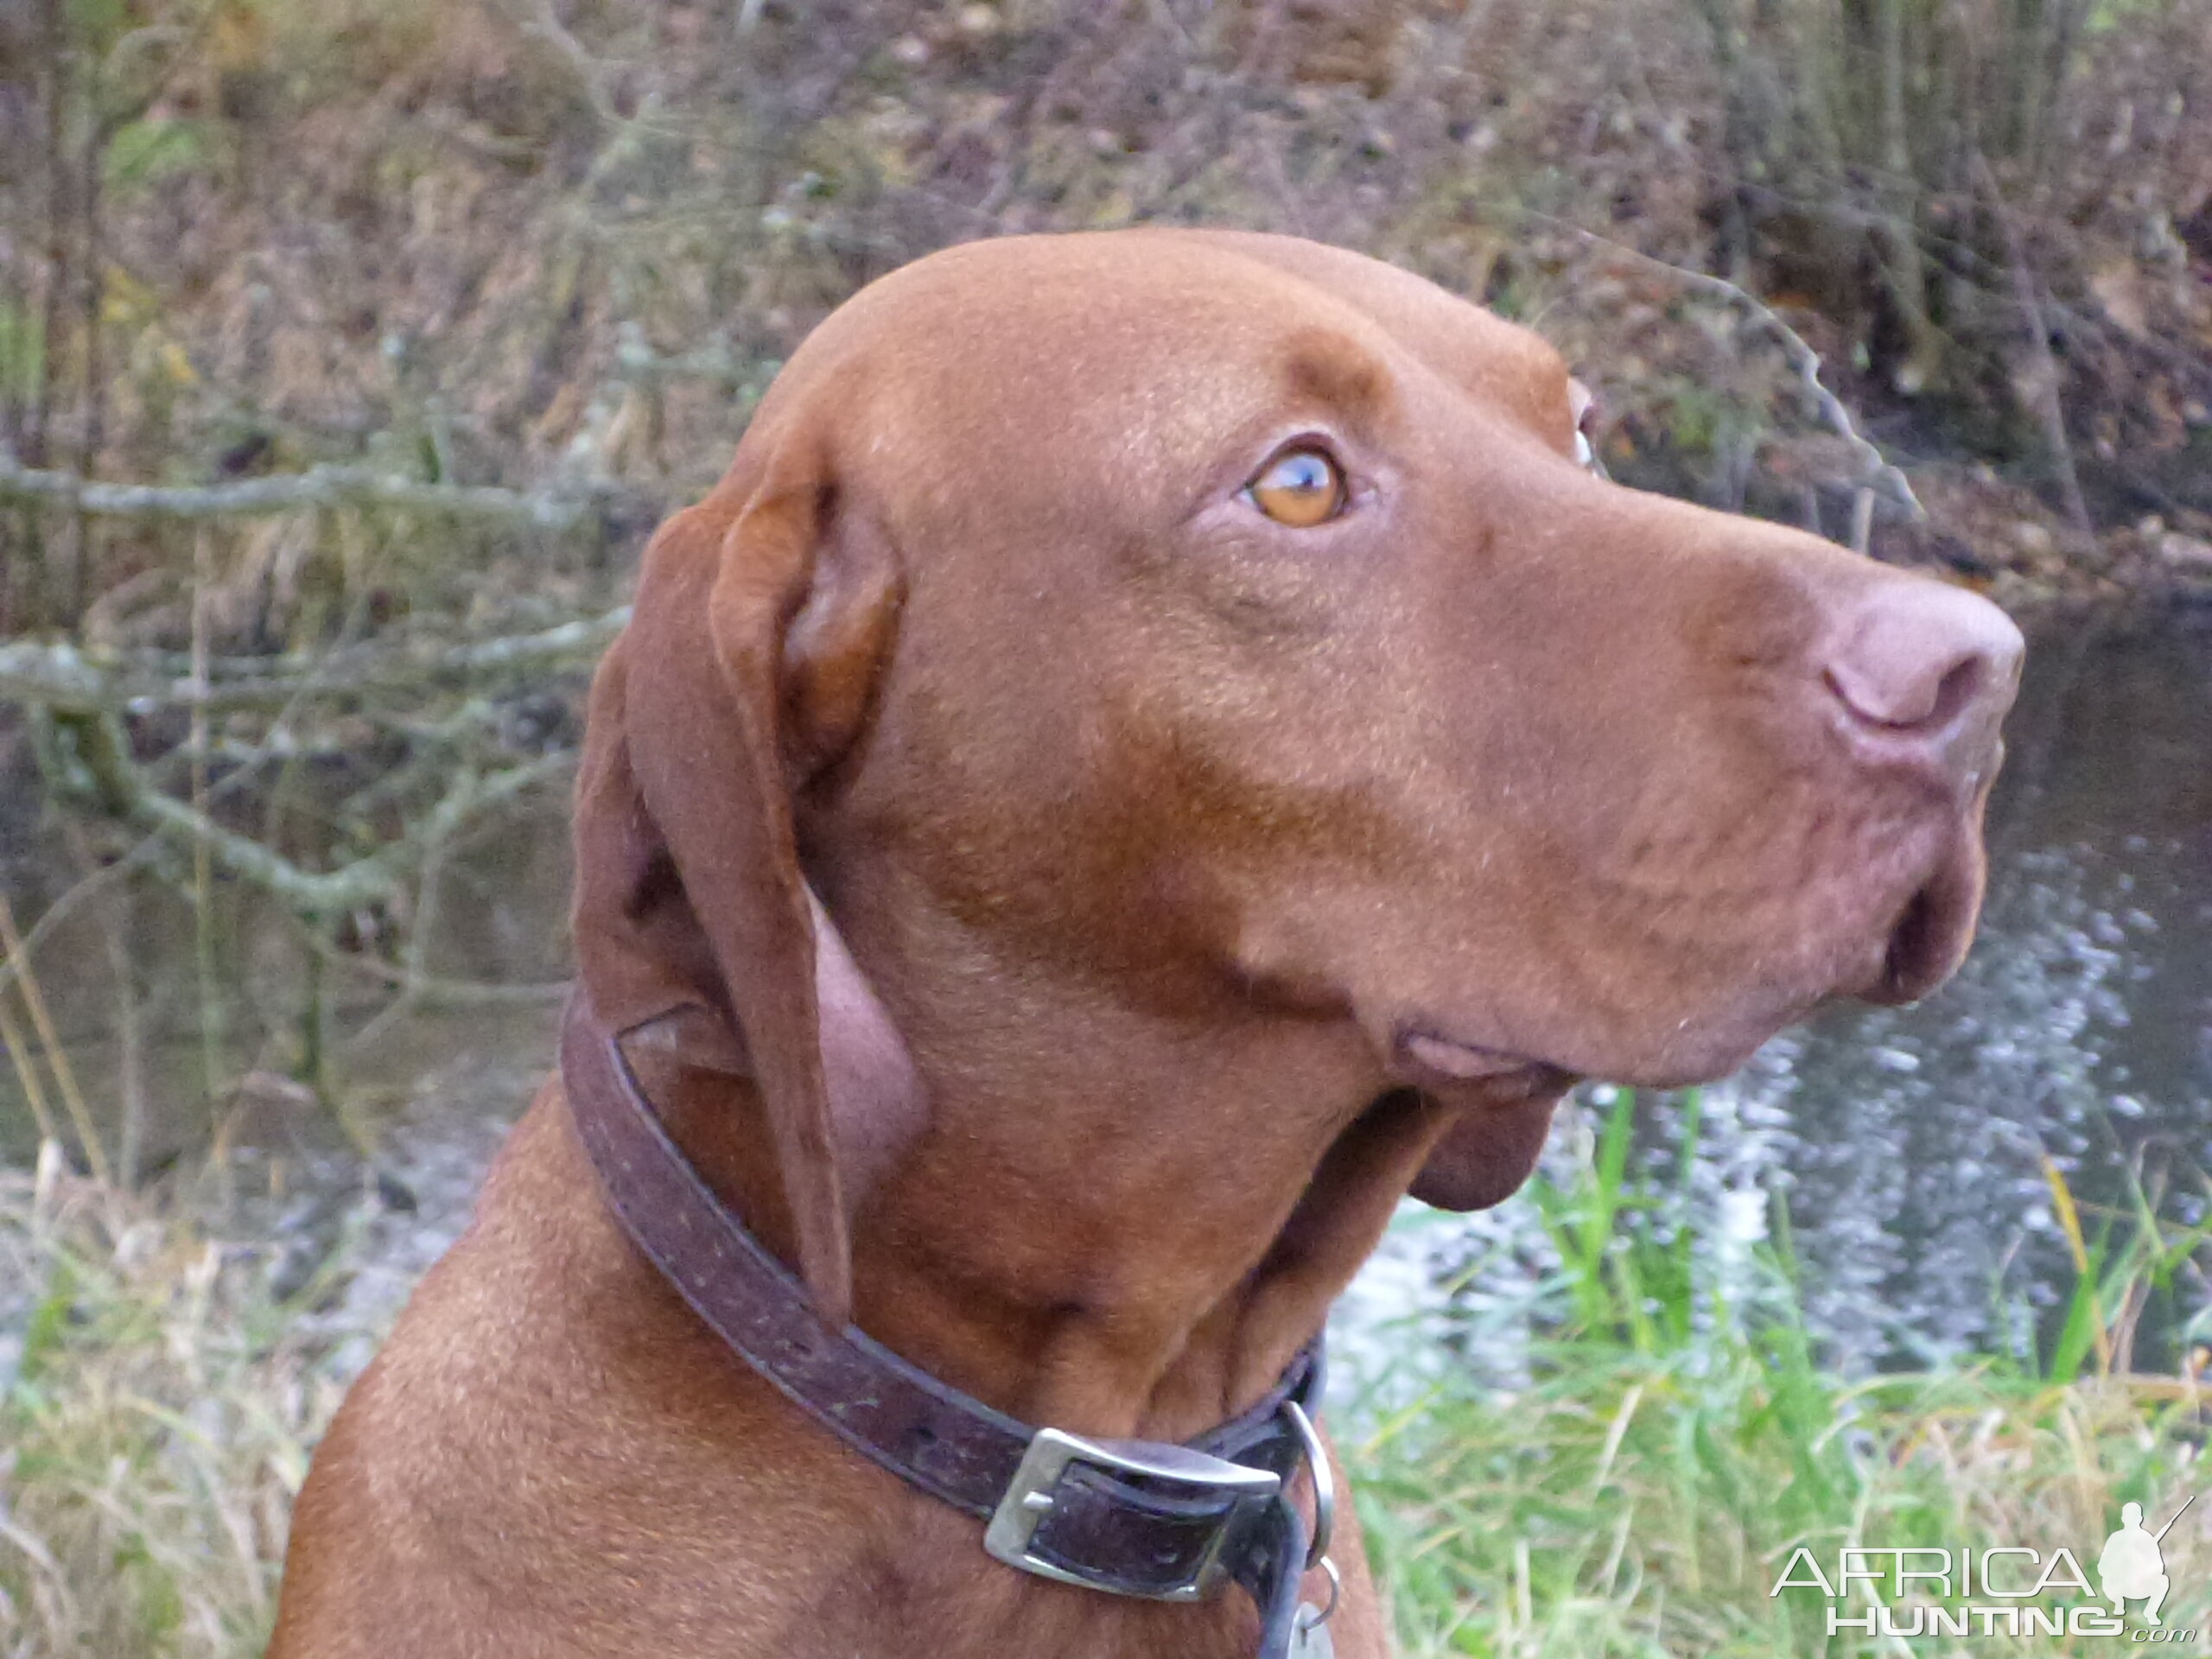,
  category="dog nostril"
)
[1924,656,1987,731]
[1829,653,1987,732]
[1825,582,2023,739]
